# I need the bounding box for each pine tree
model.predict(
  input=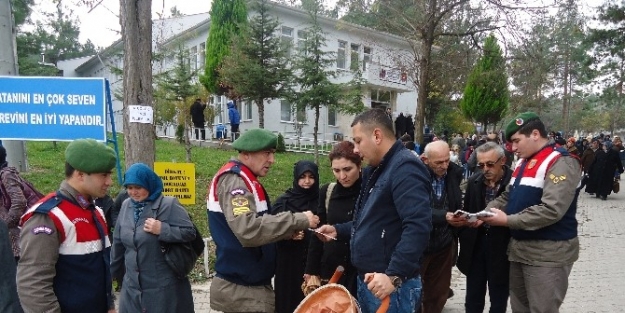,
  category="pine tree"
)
[200,0,247,95]
[291,0,342,164]
[219,0,293,129]
[460,34,509,133]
